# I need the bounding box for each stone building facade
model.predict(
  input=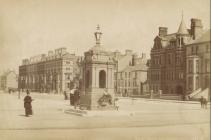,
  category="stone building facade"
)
[19,47,81,93]
[115,54,148,96]
[148,18,206,95]
[186,29,210,97]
